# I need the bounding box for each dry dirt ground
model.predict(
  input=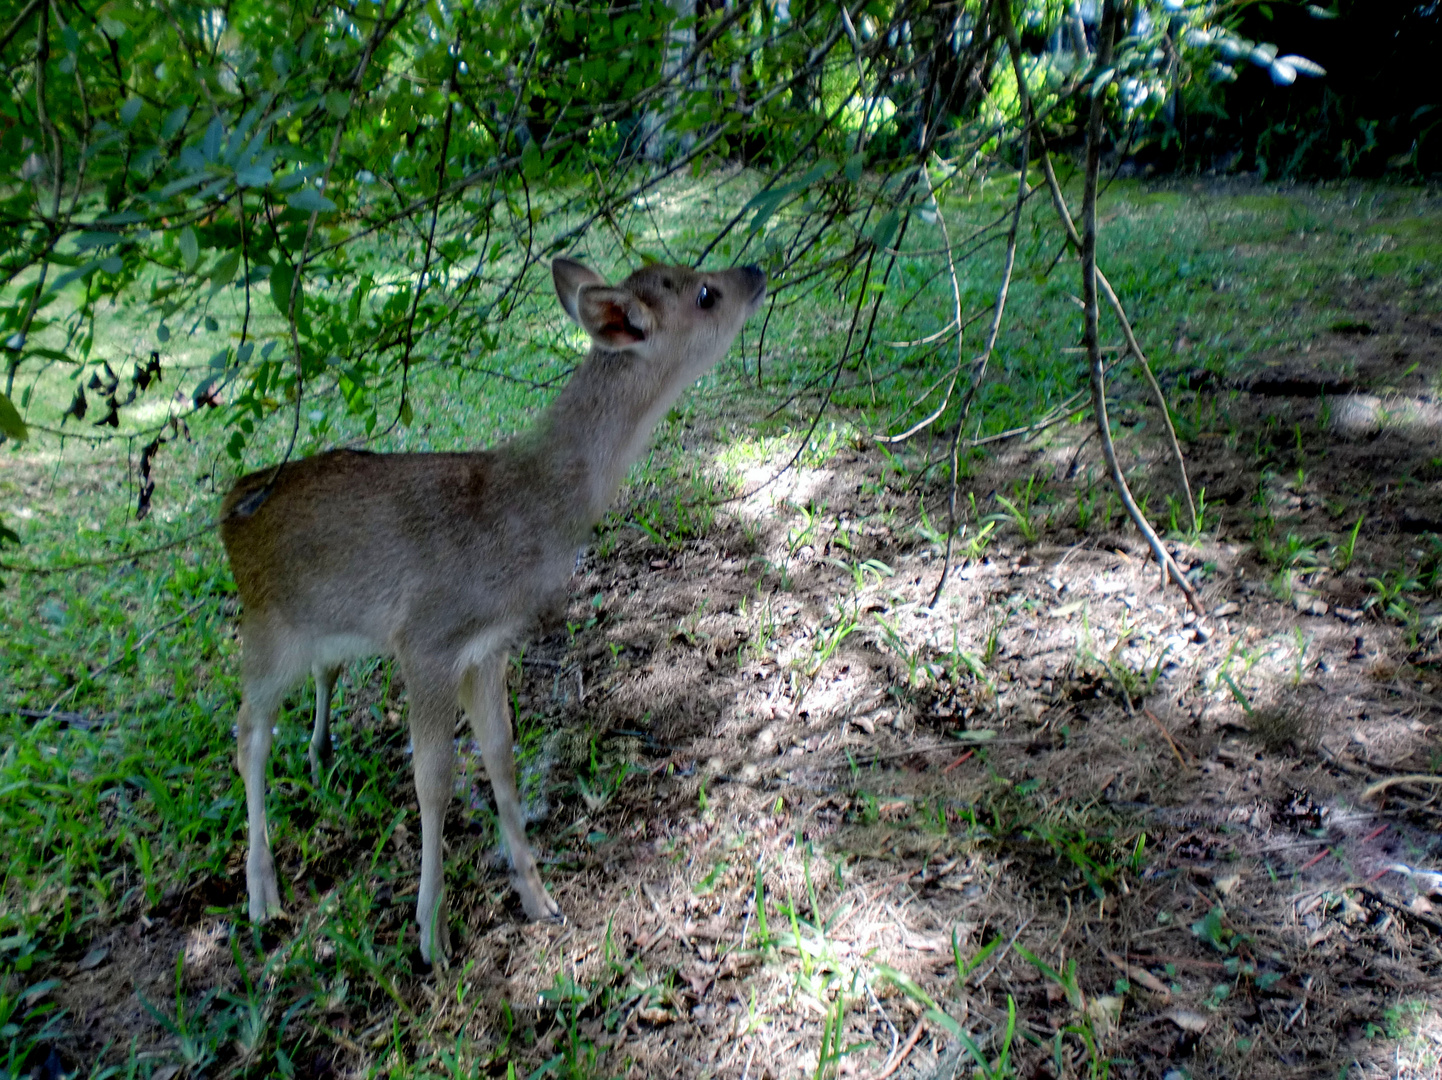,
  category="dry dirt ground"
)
[39,279,1442,1079]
